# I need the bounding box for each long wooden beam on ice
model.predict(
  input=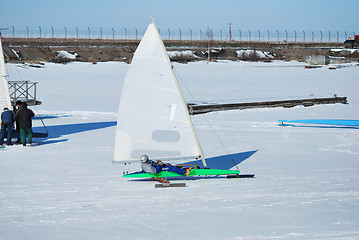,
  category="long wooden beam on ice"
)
[188,96,347,115]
